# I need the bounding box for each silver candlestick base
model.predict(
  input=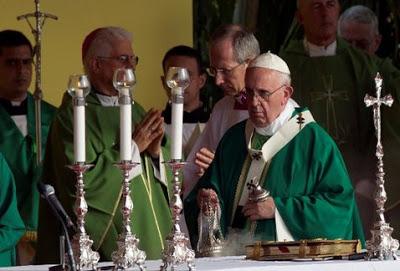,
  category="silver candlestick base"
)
[67,163,100,270]
[365,73,399,260]
[160,160,195,271]
[112,160,146,270]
